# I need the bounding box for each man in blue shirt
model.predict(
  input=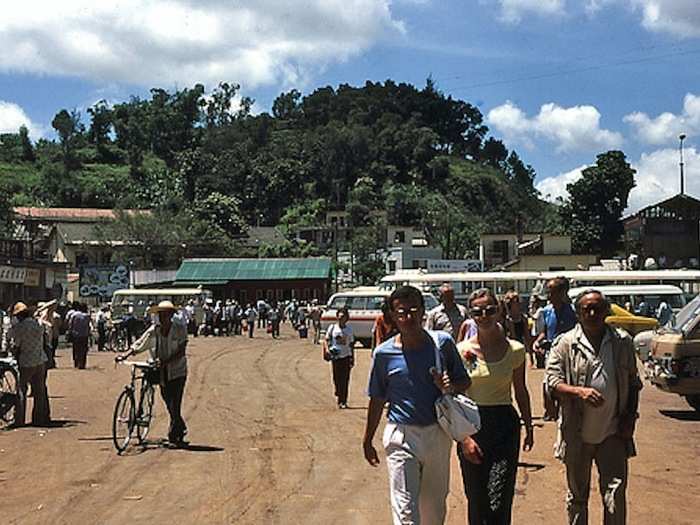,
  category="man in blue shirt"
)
[534,276,577,421]
[363,286,470,525]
